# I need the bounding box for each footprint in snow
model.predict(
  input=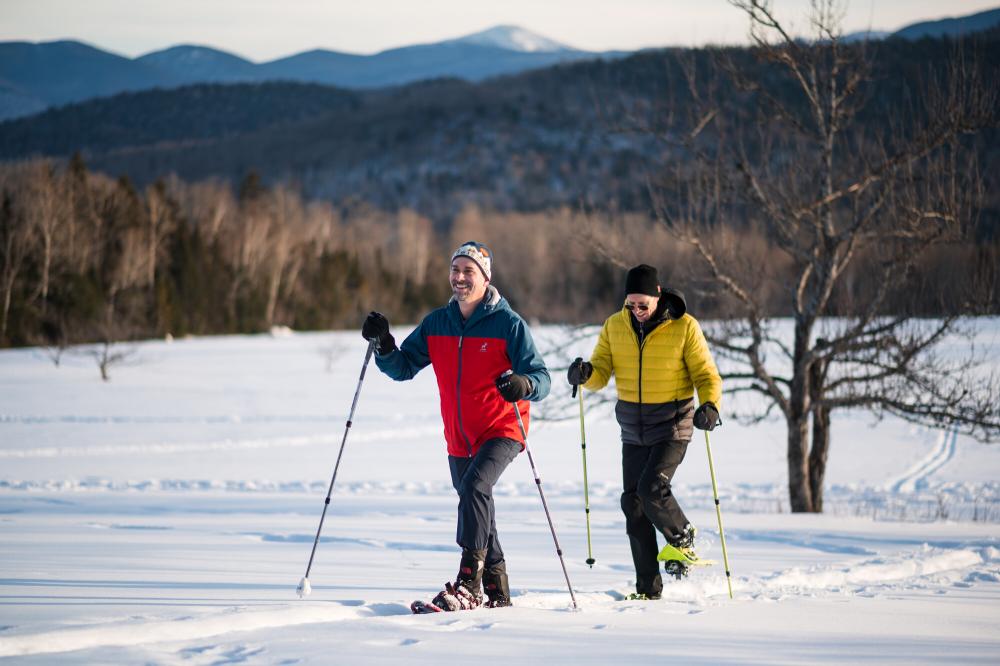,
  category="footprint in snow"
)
[366,602,411,616]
